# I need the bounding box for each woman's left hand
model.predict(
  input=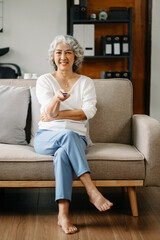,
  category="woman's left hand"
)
[40,112,54,122]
